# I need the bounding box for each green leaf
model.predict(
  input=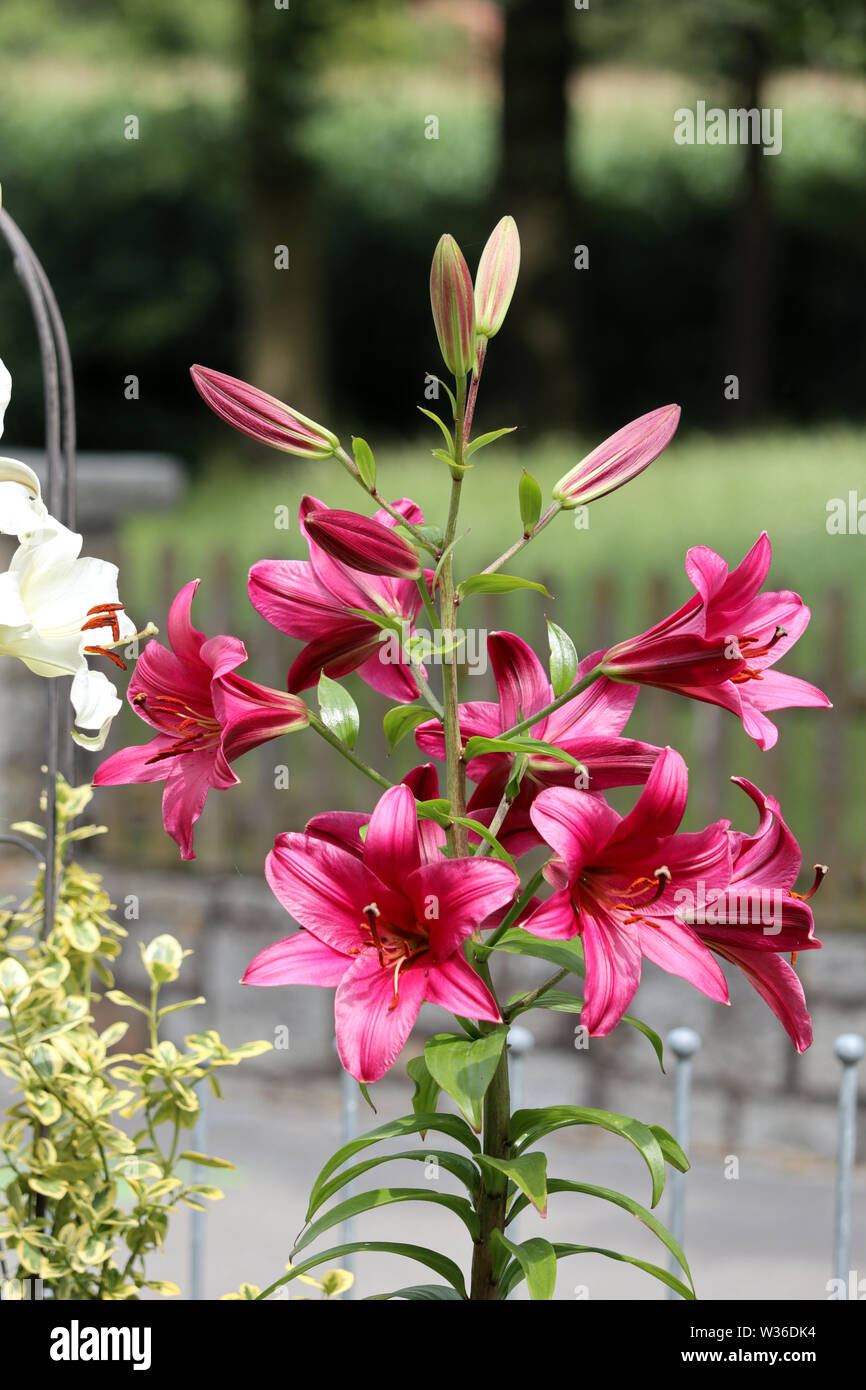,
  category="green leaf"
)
[464,425,517,460]
[650,1124,689,1172]
[62,919,101,953]
[506,1178,694,1293]
[518,470,542,532]
[294,1185,479,1255]
[383,705,429,754]
[457,573,551,602]
[309,1148,480,1218]
[546,1243,694,1301]
[365,1284,463,1301]
[407,1055,440,1122]
[258,1242,467,1301]
[510,1106,668,1208]
[491,928,586,980]
[178,1152,235,1170]
[415,798,452,828]
[351,436,376,489]
[493,1232,557,1301]
[104,989,148,1023]
[157,997,206,1022]
[317,673,360,750]
[424,1031,507,1132]
[306,1113,480,1220]
[480,1152,548,1216]
[462,735,585,775]
[547,619,578,697]
[450,816,516,867]
[506,989,665,1072]
[417,407,454,449]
